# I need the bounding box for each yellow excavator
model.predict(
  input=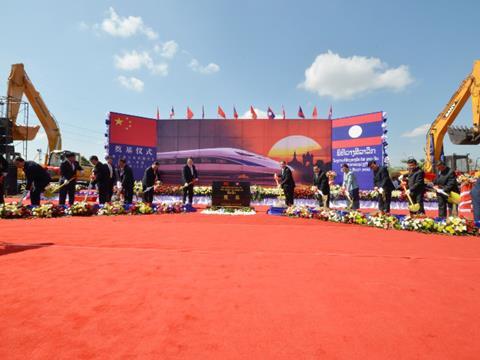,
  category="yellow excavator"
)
[6,63,92,182]
[425,60,480,173]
